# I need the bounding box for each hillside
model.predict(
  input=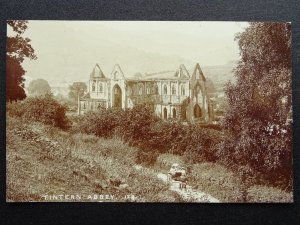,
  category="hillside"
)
[6,116,183,202]
[202,62,237,91]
